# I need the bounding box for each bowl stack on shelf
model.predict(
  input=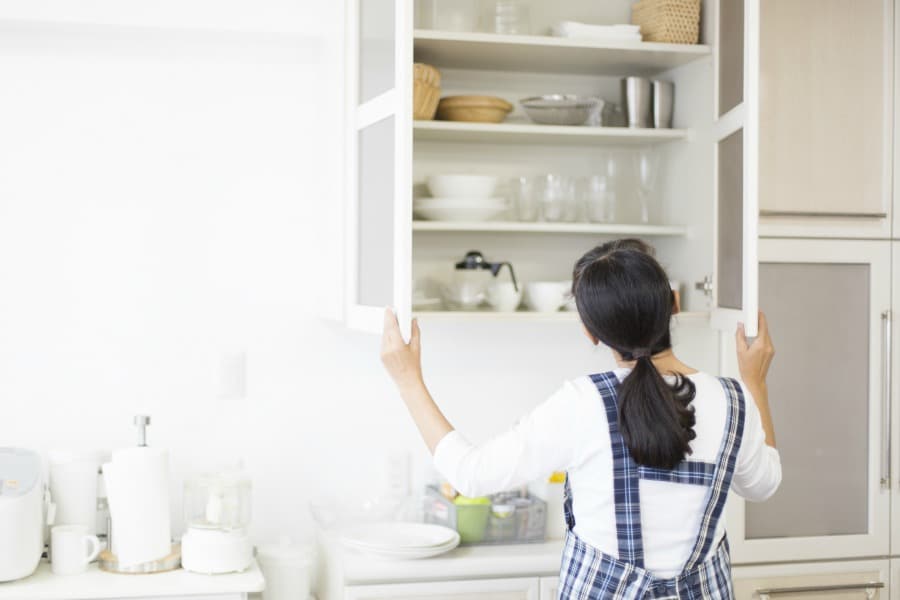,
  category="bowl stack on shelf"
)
[414,175,507,222]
